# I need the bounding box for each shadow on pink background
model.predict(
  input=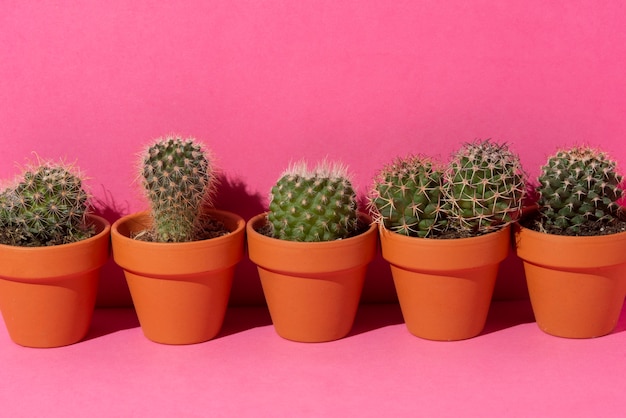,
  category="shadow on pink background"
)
[2,1,625,307]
